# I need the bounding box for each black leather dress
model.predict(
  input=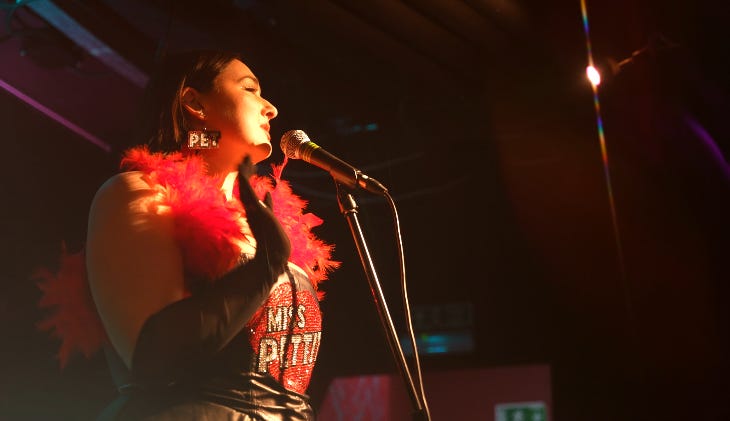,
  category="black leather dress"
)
[96,265,321,421]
